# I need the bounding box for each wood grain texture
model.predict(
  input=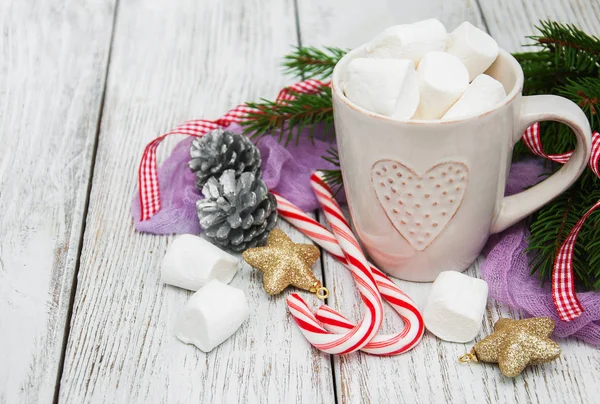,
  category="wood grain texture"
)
[299,1,600,403]
[4,0,599,403]
[58,0,334,402]
[477,0,600,52]
[0,1,115,403]
[320,239,600,404]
